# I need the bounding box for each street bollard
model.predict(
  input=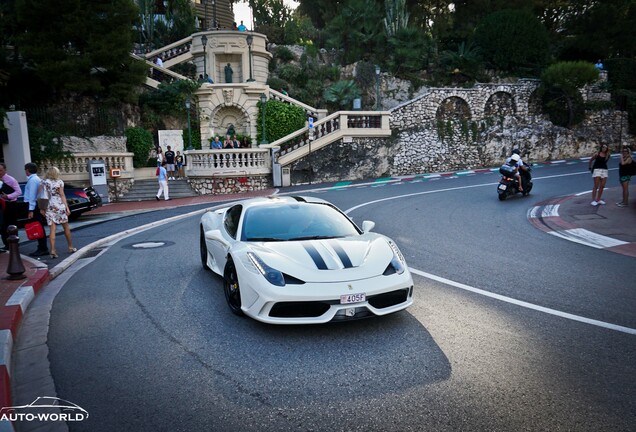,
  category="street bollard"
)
[6,225,26,280]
